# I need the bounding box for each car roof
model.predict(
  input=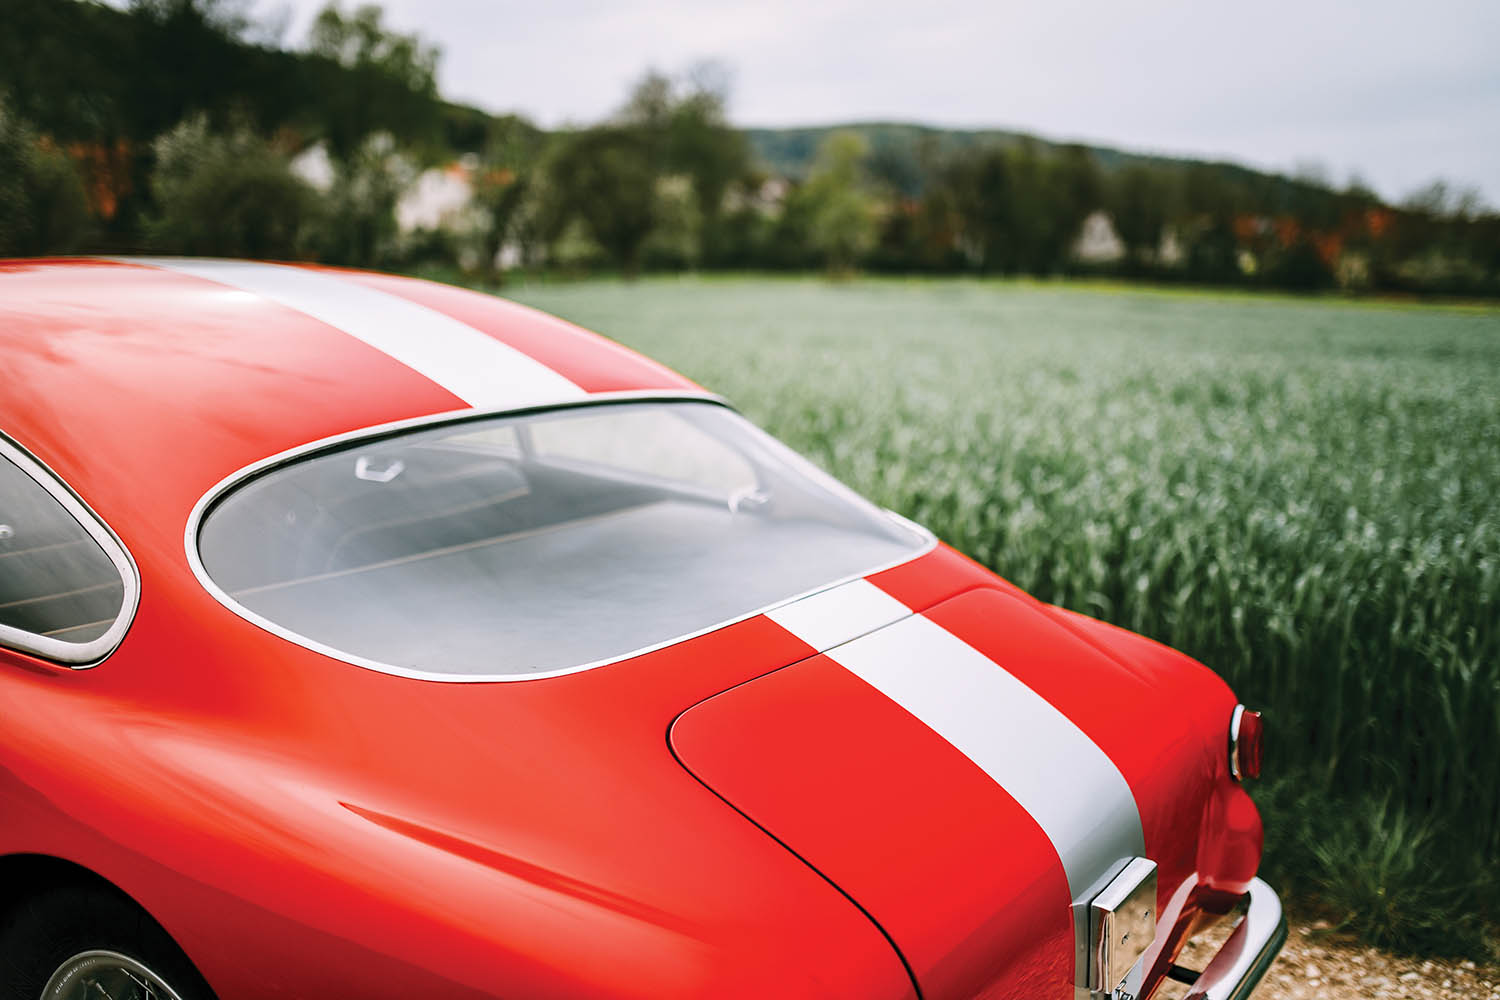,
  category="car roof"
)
[0,258,698,534]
